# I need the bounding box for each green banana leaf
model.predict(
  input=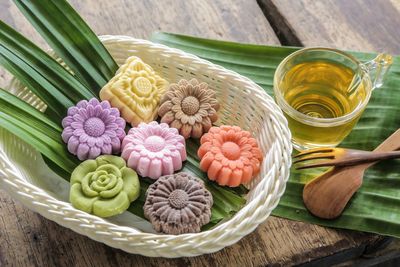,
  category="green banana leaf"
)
[151,32,400,238]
